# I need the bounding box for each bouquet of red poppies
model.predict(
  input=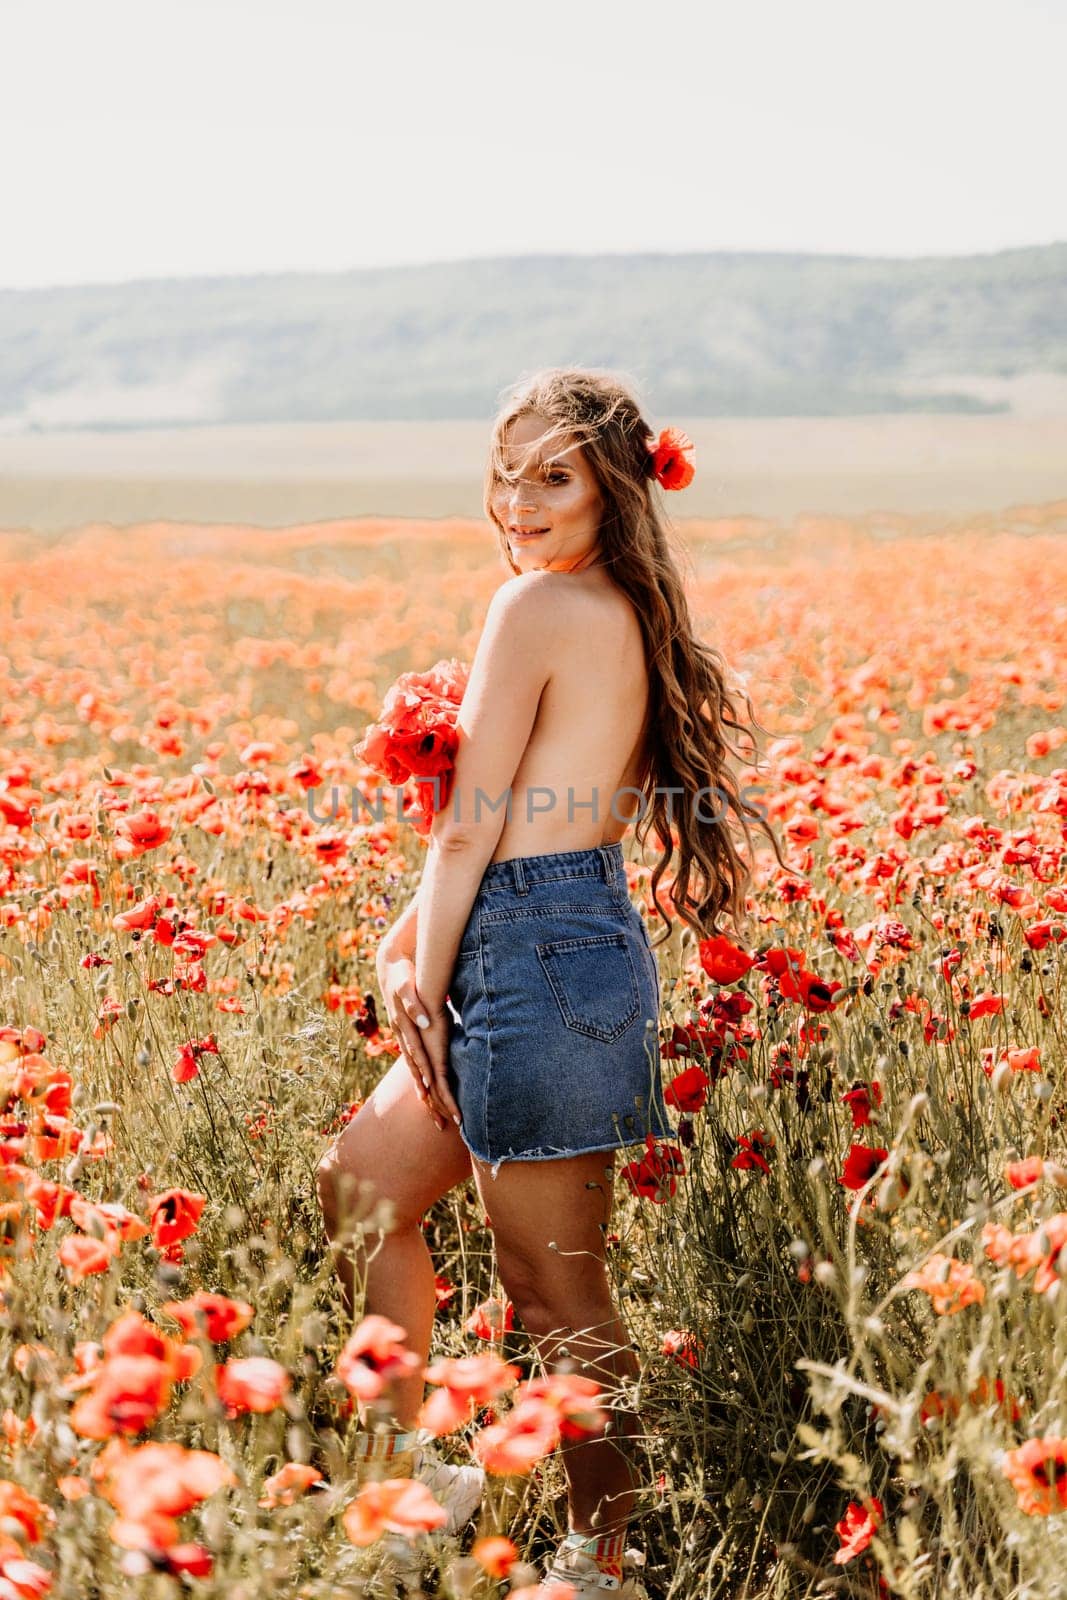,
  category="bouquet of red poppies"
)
[354,658,469,836]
